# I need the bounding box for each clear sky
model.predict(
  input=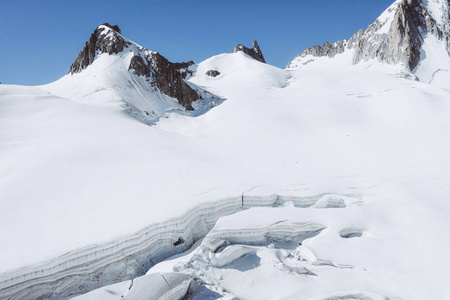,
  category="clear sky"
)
[0,0,394,85]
